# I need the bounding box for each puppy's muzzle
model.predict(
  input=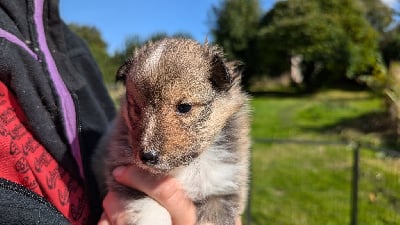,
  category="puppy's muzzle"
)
[140,150,159,165]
